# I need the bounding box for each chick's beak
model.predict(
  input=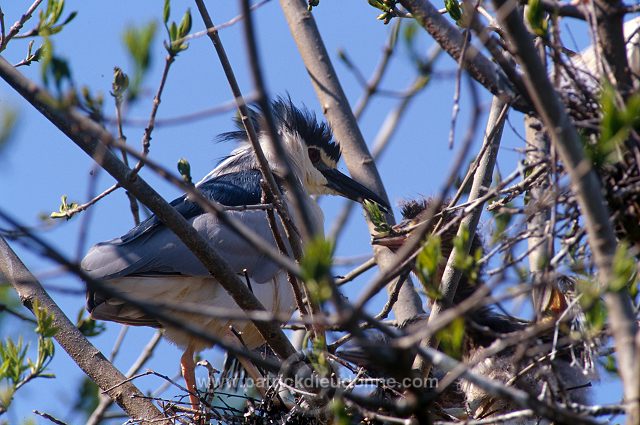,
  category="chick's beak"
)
[371,233,407,250]
[320,168,390,211]
[370,214,415,249]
